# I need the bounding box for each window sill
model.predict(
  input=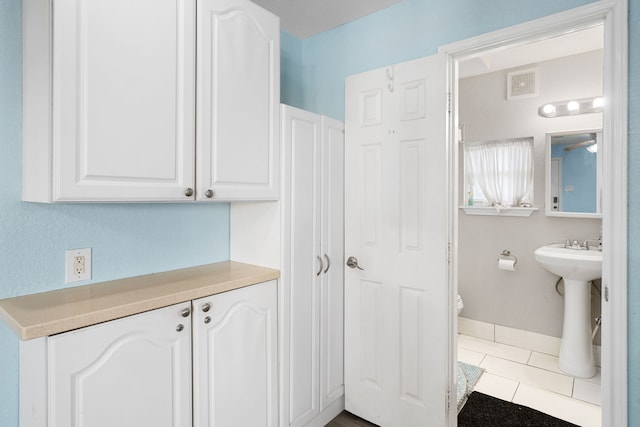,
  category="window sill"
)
[460,206,538,217]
